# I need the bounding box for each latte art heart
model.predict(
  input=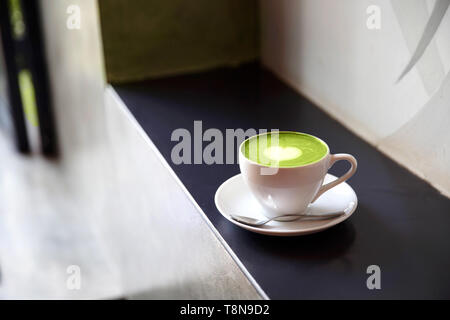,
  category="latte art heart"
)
[263,146,302,161]
[242,132,328,167]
